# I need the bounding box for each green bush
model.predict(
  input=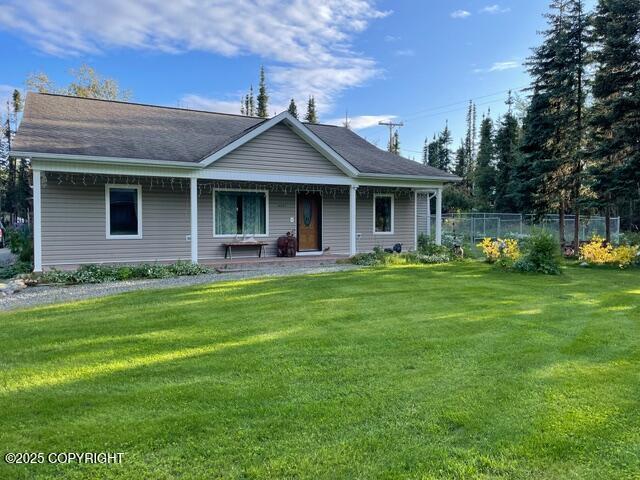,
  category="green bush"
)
[350,246,450,267]
[6,225,33,263]
[619,231,640,247]
[40,261,211,285]
[0,261,33,280]
[417,234,451,256]
[513,229,561,275]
